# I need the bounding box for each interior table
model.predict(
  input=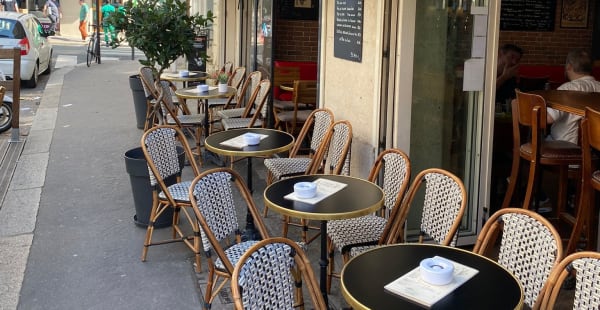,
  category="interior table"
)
[264,174,384,307]
[205,128,294,240]
[341,244,524,310]
[531,89,600,116]
[160,71,207,88]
